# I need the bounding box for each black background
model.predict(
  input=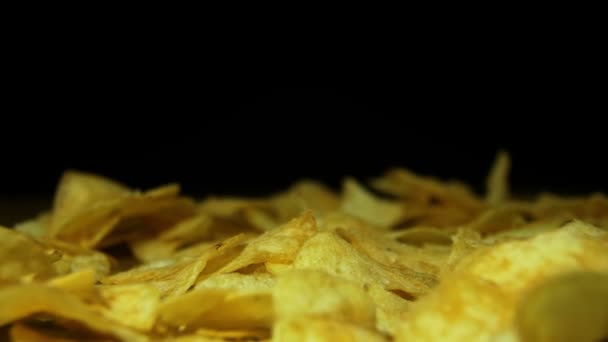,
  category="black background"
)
[2,62,606,224]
